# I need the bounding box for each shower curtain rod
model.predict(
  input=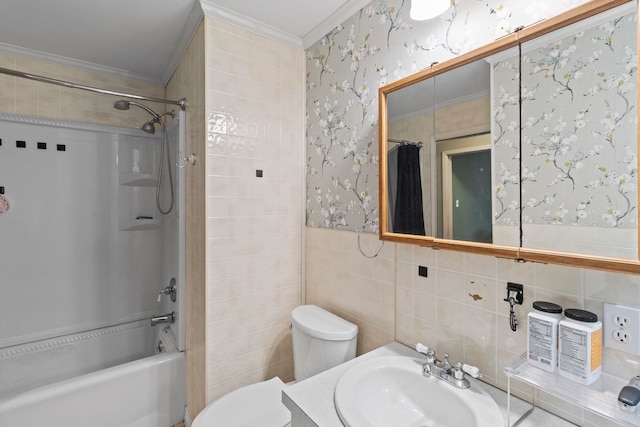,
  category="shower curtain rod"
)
[388,138,423,147]
[0,66,187,110]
